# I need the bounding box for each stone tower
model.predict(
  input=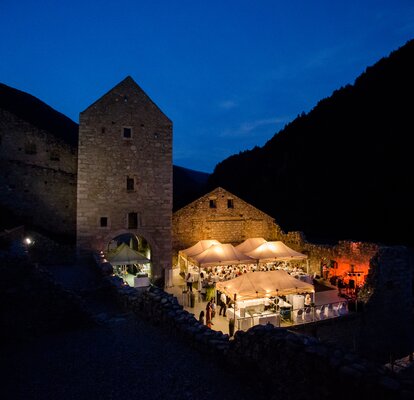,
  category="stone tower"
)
[76,76,172,283]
